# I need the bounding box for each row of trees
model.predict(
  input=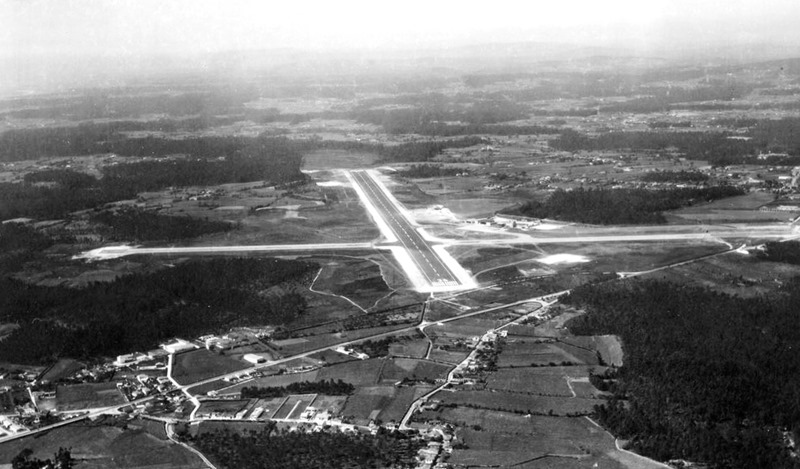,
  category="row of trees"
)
[0,258,316,364]
[503,186,744,224]
[240,379,355,398]
[563,278,800,468]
